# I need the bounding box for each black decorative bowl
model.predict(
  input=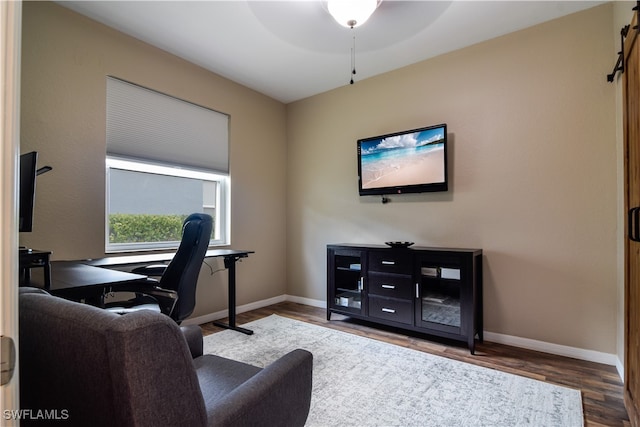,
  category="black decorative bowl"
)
[385,241,414,248]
